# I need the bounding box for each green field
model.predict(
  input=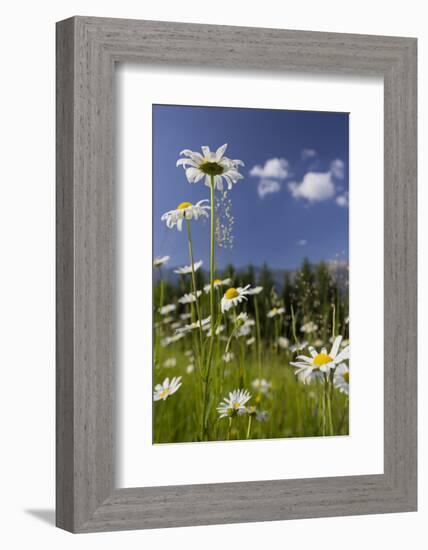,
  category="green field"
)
[153,260,349,444]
